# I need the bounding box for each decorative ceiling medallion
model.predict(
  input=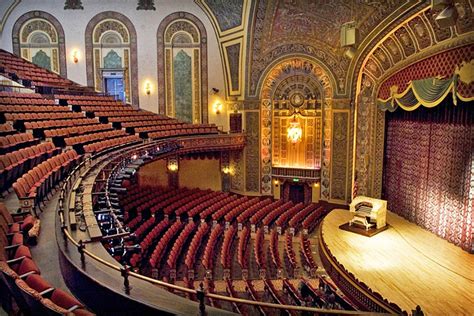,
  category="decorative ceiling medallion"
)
[290,92,304,107]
